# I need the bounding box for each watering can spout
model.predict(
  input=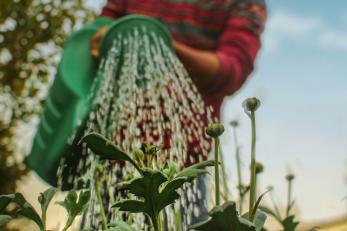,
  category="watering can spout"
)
[27,15,174,189]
